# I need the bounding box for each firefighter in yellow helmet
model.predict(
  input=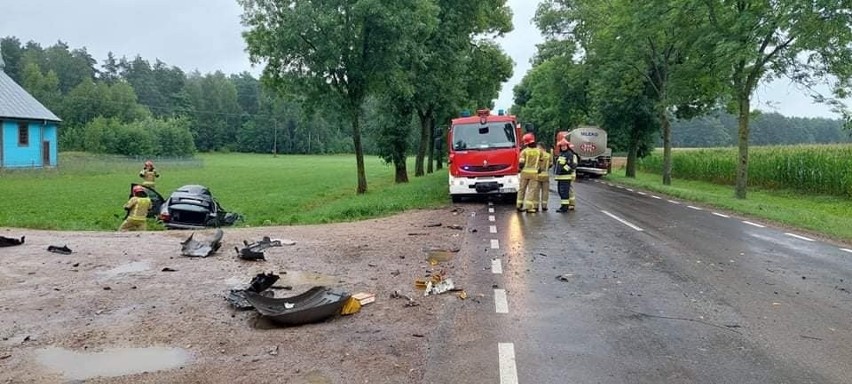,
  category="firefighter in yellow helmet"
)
[119,185,152,231]
[139,160,160,189]
[517,133,542,213]
[554,138,579,212]
[536,142,553,211]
